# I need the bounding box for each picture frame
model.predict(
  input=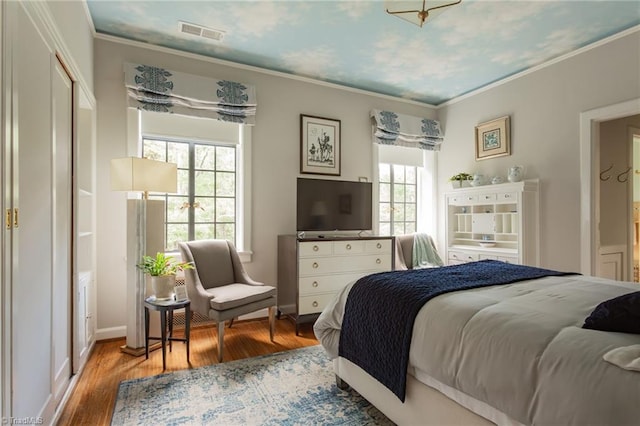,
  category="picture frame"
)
[174,285,188,301]
[300,114,341,176]
[475,116,511,161]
